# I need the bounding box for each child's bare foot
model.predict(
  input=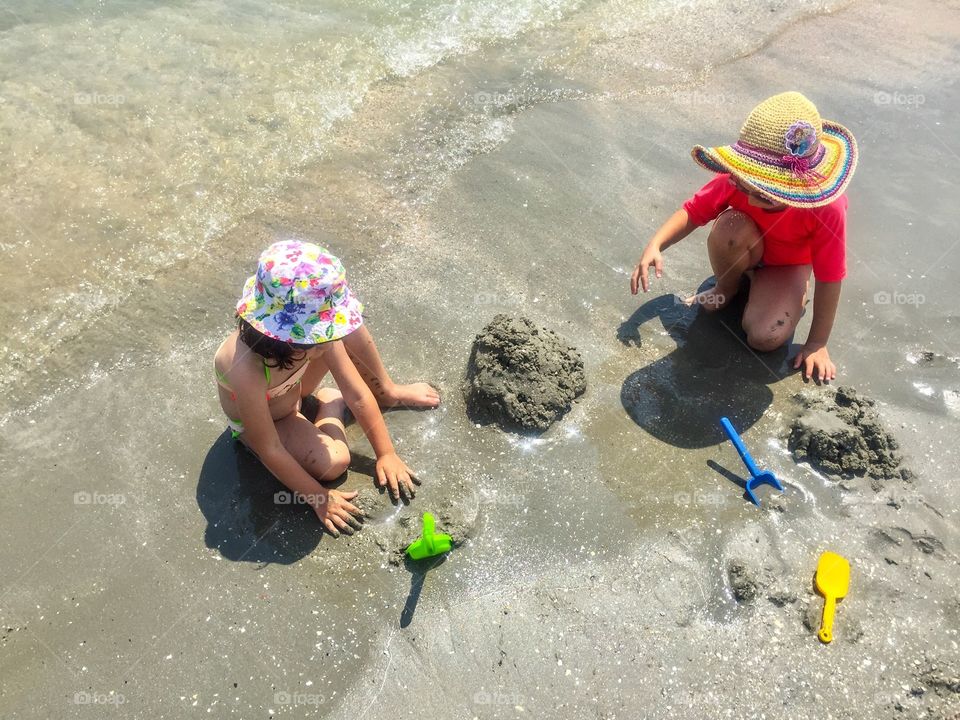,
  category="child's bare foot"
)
[379,382,441,409]
[681,286,736,312]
